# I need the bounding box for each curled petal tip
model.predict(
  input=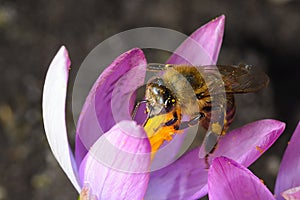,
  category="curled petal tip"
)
[205,14,225,36]
[126,48,146,66]
[63,48,71,70]
[57,45,71,70]
[213,15,225,35]
[60,45,67,52]
[214,14,225,22]
[192,14,225,64]
[167,15,225,65]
